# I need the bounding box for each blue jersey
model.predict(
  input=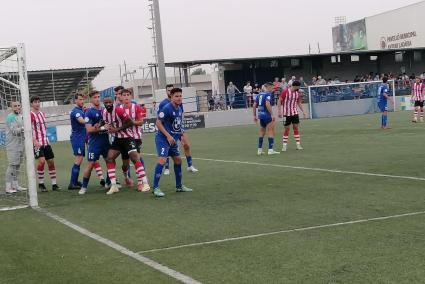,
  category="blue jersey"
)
[70,107,86,139]
[255,92,273,120]
[84,106,110,147]
[377,83,389,104]
[156,103,184,140]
